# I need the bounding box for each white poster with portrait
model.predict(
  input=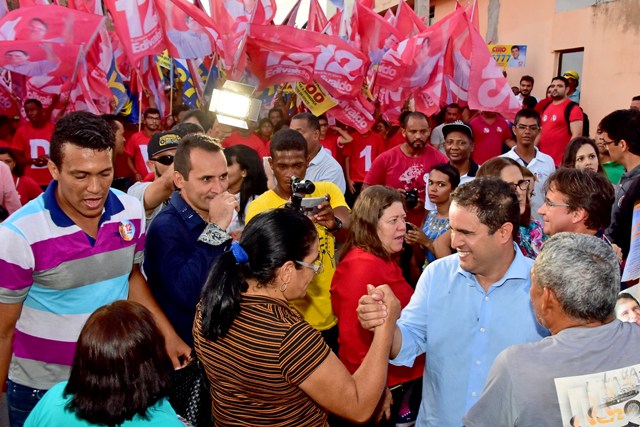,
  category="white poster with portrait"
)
[555,364,640,427]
